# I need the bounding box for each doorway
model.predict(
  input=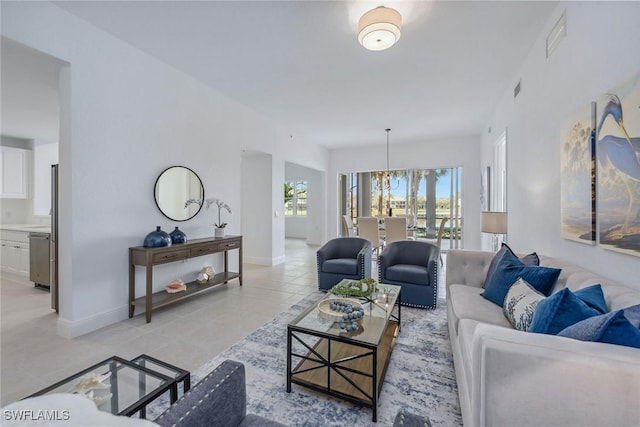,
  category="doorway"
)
[1,37,67,314]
